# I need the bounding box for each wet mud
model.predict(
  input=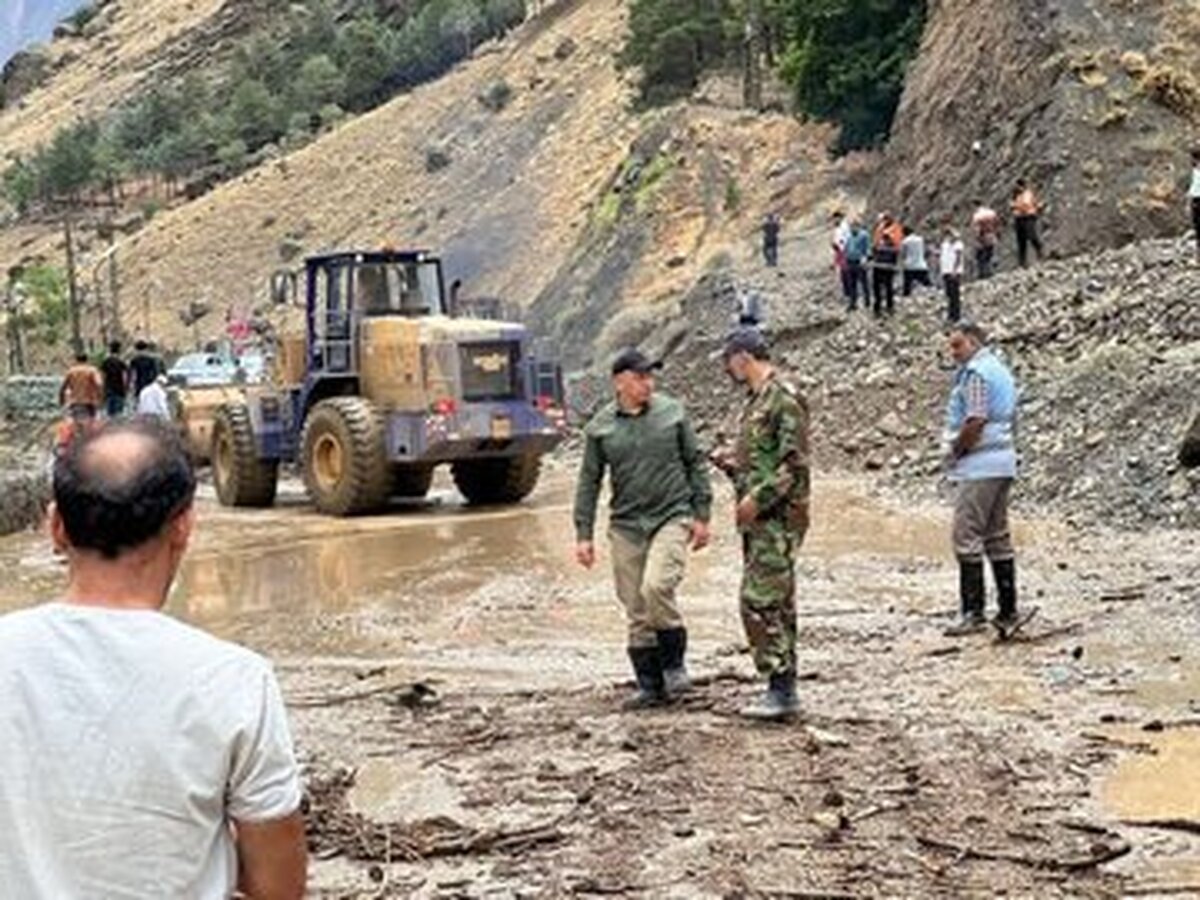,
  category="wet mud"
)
[1,462,1197,896]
